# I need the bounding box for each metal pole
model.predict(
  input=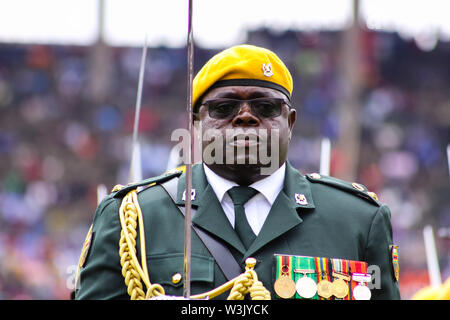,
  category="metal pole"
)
[129,36,148,183]
[423,225,442,286]
[336,0,361,181]
[320,137,331,176]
